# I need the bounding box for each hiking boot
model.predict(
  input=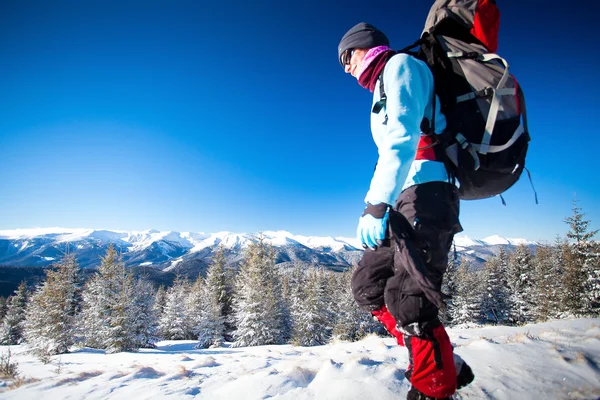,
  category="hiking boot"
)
[406,385,452,400]
[453,354,474,389]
